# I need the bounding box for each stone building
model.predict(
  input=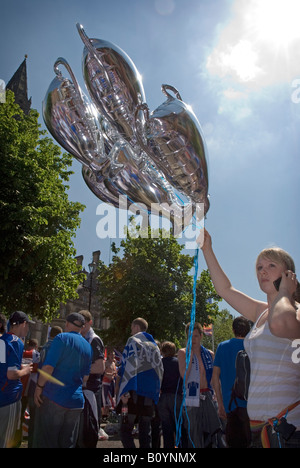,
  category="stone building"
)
[54,250,110,331]
[29,250,110,346]
[6,55,31,115]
